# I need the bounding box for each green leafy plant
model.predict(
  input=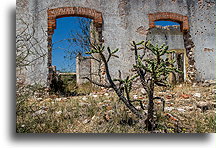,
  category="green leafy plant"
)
[131,40,181,131]
[84,40,181,131]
